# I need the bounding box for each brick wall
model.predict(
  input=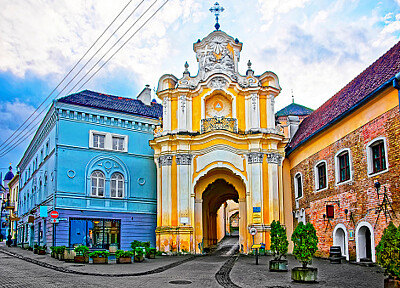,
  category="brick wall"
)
[290,106,400,260]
